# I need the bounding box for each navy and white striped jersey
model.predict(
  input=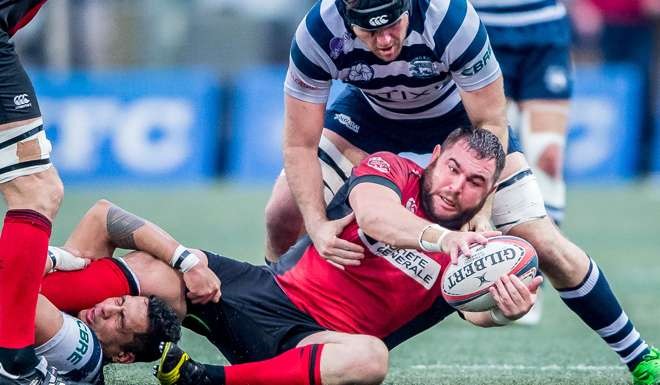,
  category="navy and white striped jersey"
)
[285,0,501,120]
